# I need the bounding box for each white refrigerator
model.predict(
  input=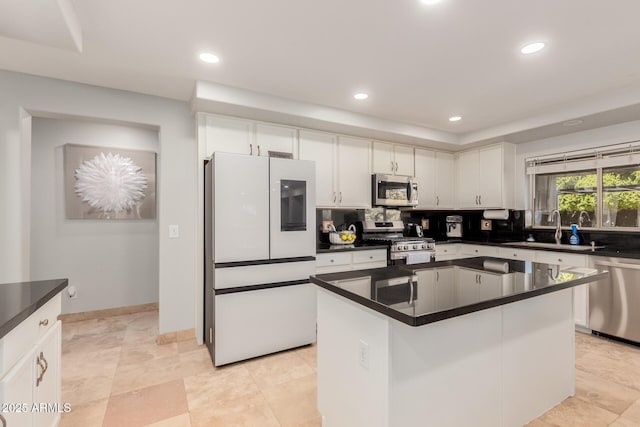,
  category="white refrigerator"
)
[204,152,317,366]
